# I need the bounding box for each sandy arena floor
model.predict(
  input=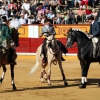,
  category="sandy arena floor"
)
[0,56,100,100]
